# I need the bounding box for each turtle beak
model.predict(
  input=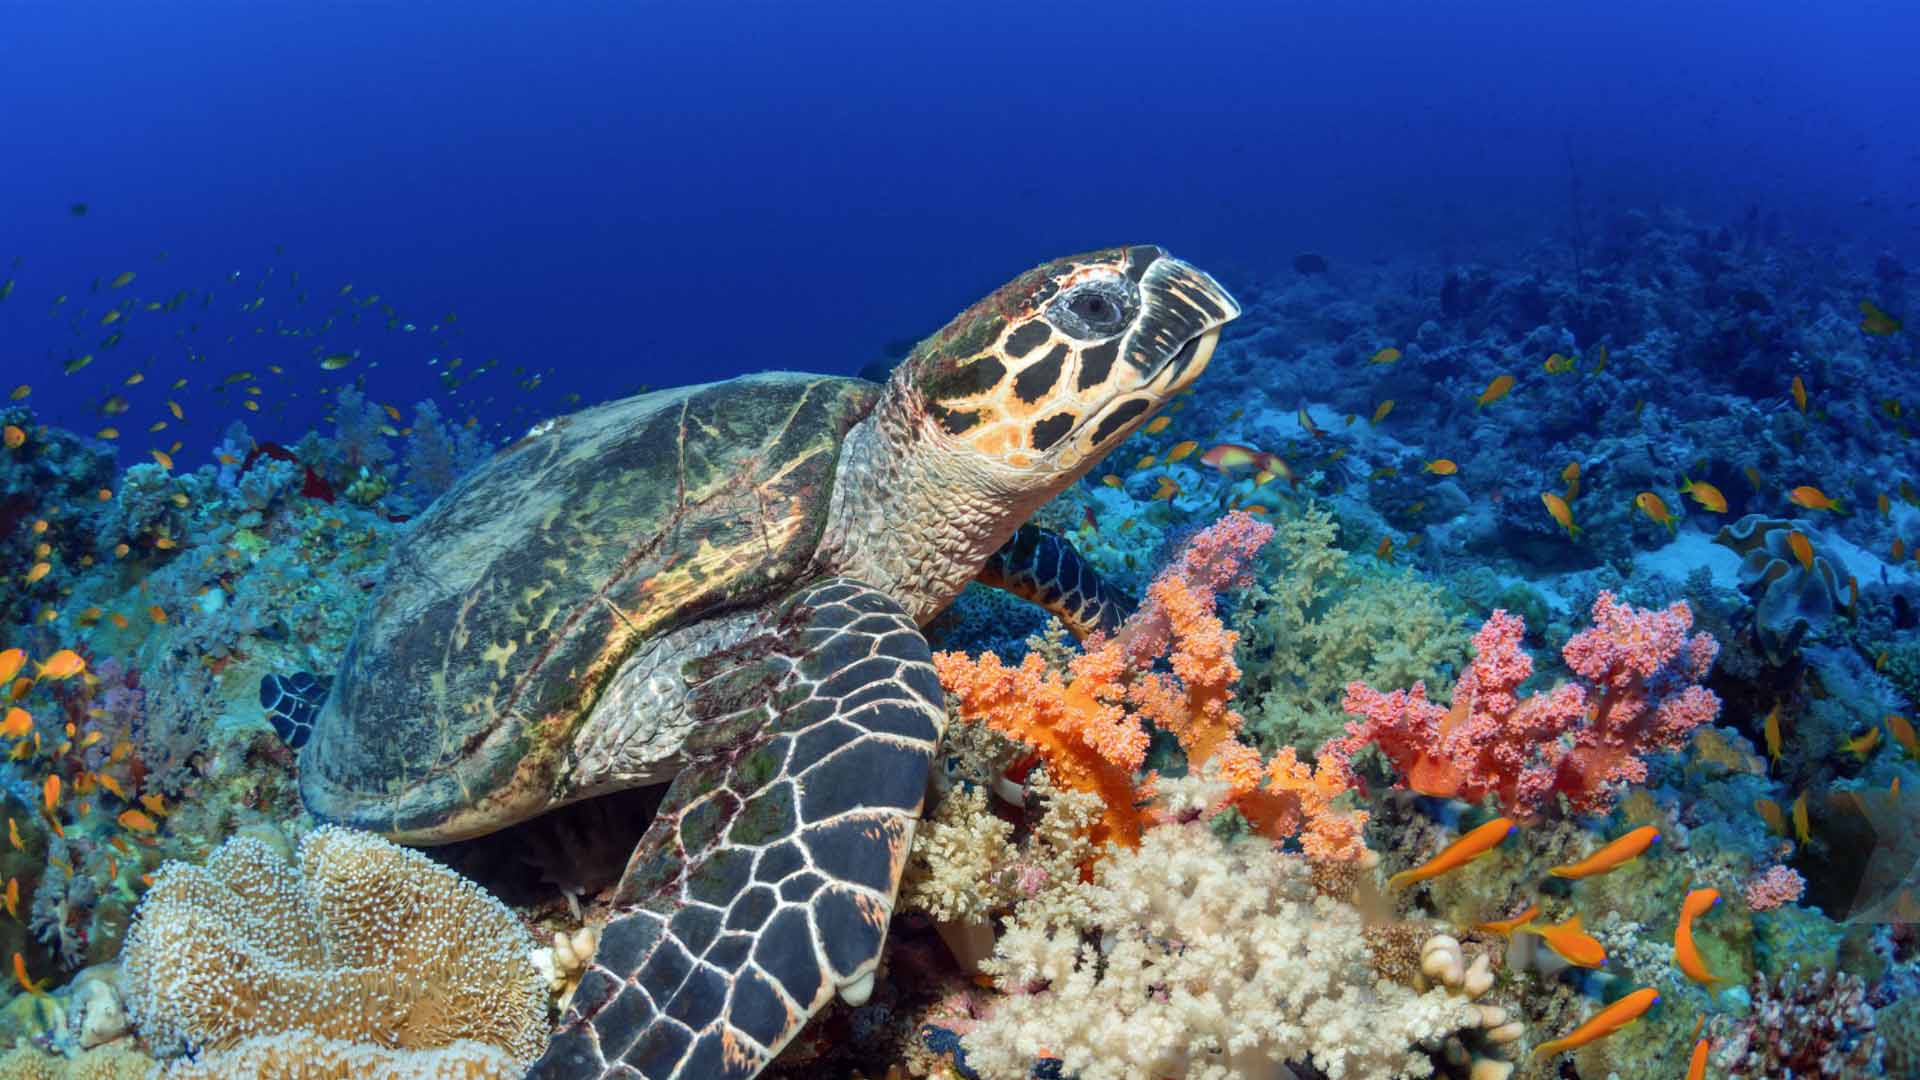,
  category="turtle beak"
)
[1131,255,1241,394]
